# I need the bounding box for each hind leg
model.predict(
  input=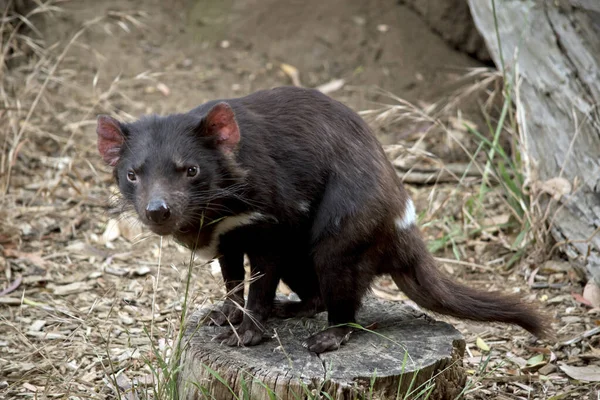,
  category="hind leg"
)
[300,177,384,353]
[302,242,374,353]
